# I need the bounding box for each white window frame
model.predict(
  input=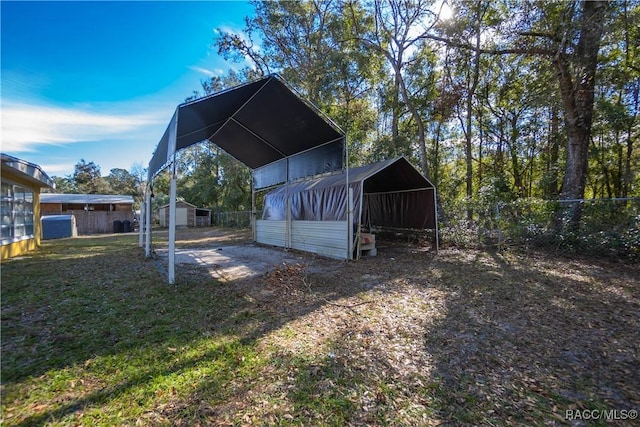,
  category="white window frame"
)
[1,179,35,245]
